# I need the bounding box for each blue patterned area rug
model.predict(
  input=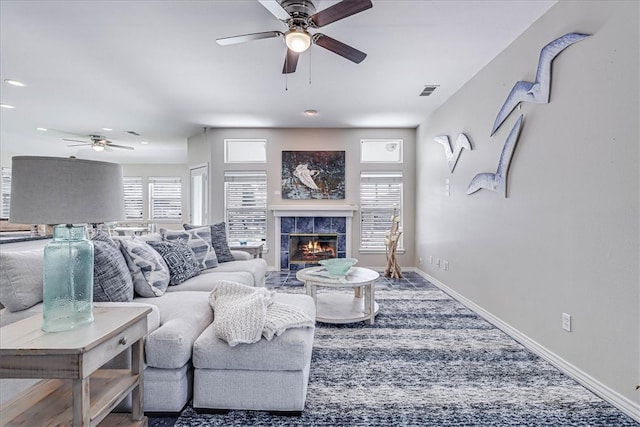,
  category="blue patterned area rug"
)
[155,280,638,426]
